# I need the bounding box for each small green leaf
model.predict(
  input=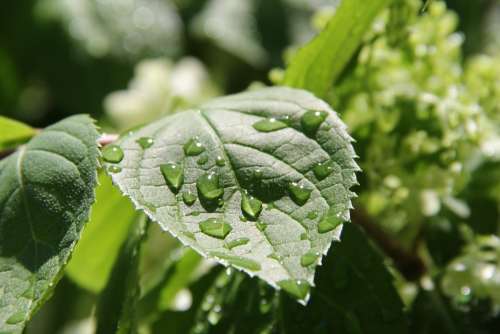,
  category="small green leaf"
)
[0,115,100,333]
[104,87,358,301]
[284,0,392,97]
[96,216,147,334]
[0,116,36,150]
[66,173,138,293]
